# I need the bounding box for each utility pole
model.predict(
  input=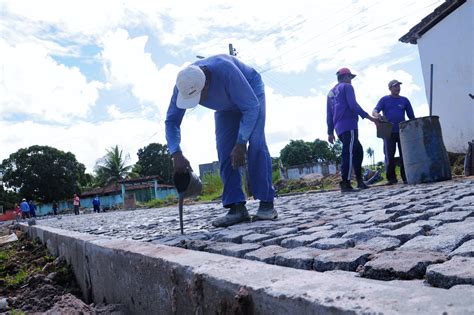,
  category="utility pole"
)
[229,43,237,56]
